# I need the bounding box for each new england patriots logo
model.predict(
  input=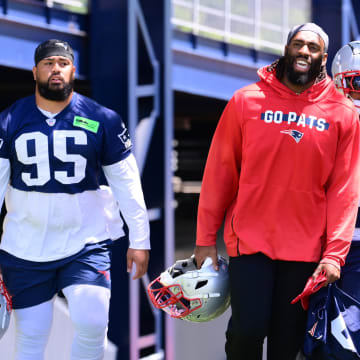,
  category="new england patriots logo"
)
[280,129,304,143]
